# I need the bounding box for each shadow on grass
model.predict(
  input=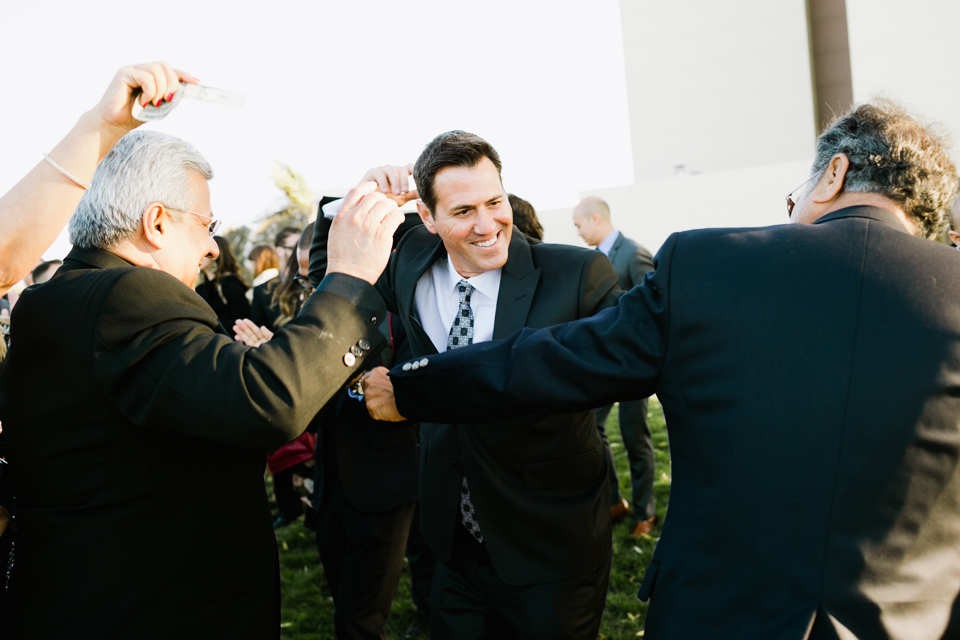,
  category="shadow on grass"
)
[273,399,670,640]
